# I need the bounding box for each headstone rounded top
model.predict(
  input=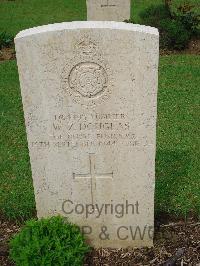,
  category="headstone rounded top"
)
[15,21,159,40]
[14,17,159,248]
